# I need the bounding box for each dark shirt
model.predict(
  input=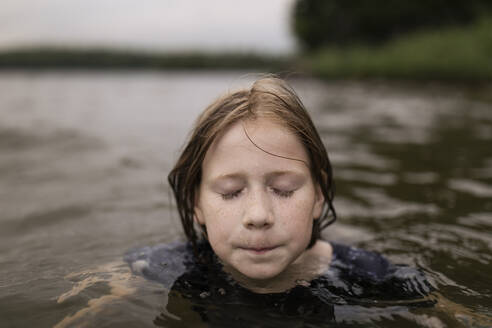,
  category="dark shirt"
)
[125,241,434,327]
